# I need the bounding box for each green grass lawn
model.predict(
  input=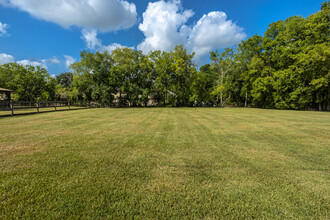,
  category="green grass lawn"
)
[0,108,329,219]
